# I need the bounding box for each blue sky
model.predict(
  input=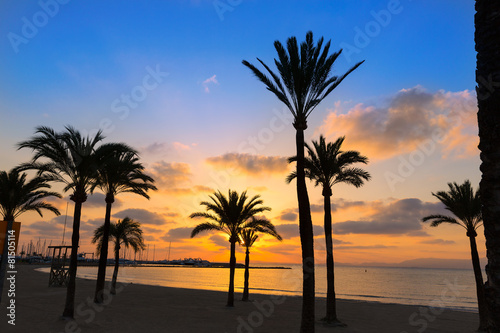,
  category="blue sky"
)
[0,1,483,264]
